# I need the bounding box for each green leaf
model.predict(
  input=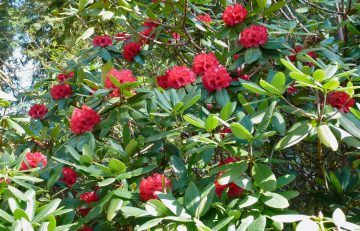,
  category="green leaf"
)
[212,216,234,231]
[259,80,280,94]
[125,139,138,157]
[271,72,286,92]
[33,199,61,223]
[13,208,29,220]
[7,119,25,135]
[324,63,338,79]
[108,158,126,173]
[239,79,267,95]
[252,163,277,191]
[107,198,123,221]
[205,115,218,132]
[78,27,94,42]
[247,216,266,231]
[272,112,286,135]
[330,125,360,149]
[220,102,236,120]
[289,72,314,84]
[275,123,312,150]
[245,47,262,64]
[255,101,277,138]
[317,124,338,151]
[8,186,29,202]
[272,215,308,223]
[184,182,200,216]
[0,209,15,223]
[196,183,215,218]
[215,89,230,107]
[332,208,346,228]
[116,165,156,180]
[156,193,191,219]
[313,69,326,82]
[98,178,116,187]
[281,59,301,73]
[238,193,260,208]
[139,218,164,231]
[238,93,255,114]
[183,114,205,129]
[145,199,171,217]
[230,123,253,141]
[296,219,319,231]
[339,114,360,139]
[233,176,254,191]
[237,216,254,231]
[120,207,149,218]
[323,79,340,91]
[65,145,81,161]
[277,174,296,188]
[218,161,248,185]
[261,192,289,208]
[329,172,342,194]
